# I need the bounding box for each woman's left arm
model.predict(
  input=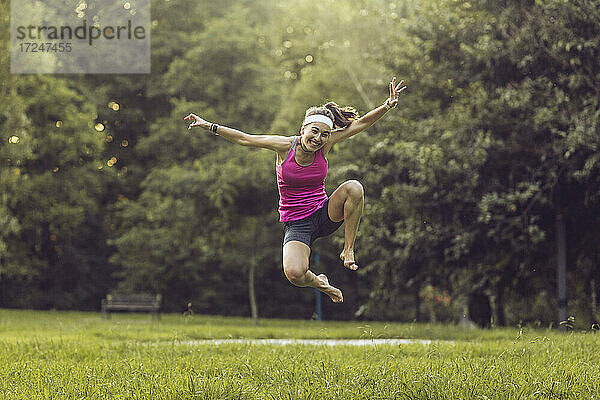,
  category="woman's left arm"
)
[329,77,406,145]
